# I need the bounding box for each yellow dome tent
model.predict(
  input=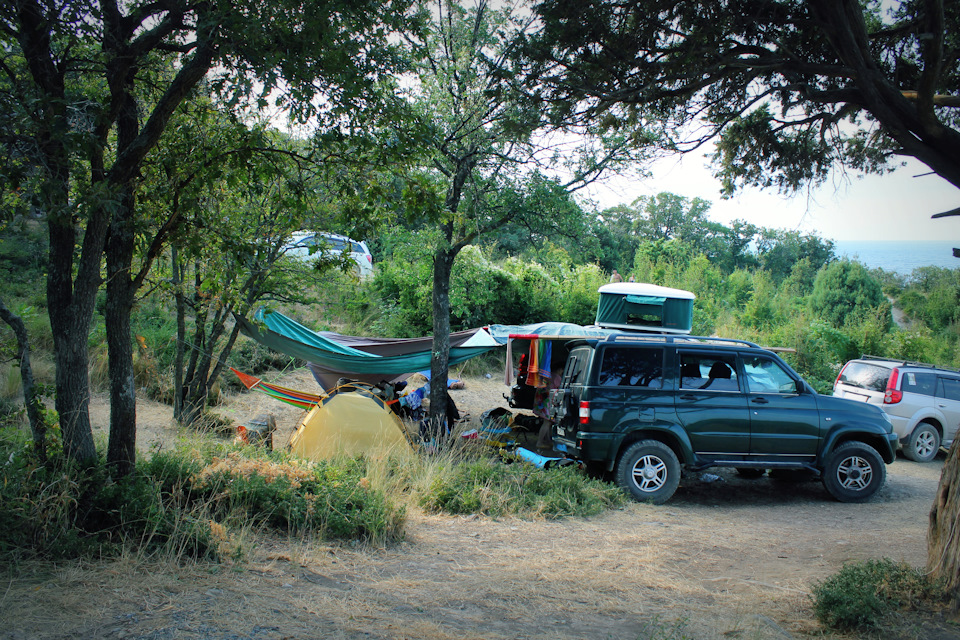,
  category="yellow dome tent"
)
[288,385,413,460]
